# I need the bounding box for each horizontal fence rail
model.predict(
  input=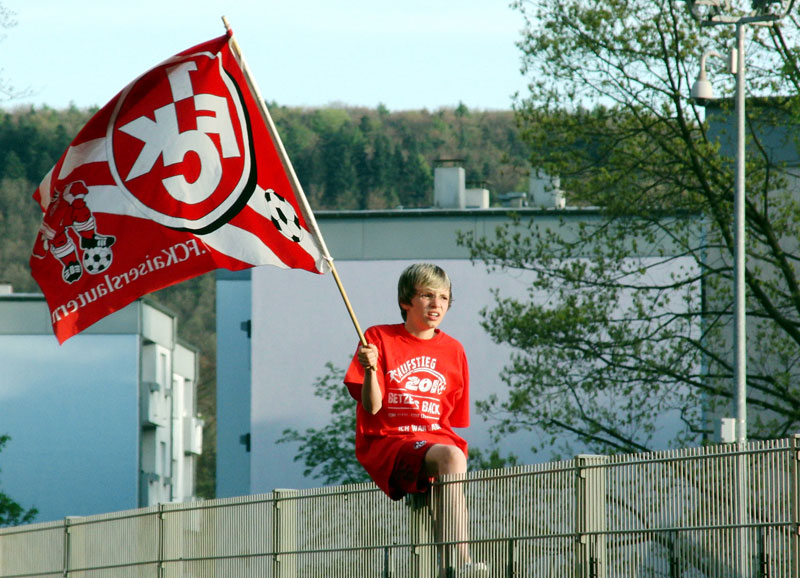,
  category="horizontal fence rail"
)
[1,437,799,577]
